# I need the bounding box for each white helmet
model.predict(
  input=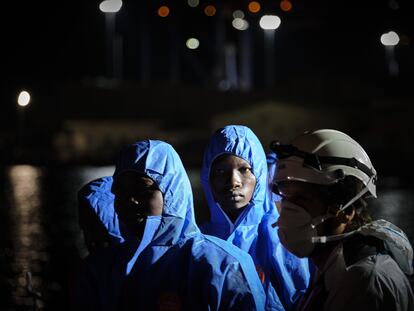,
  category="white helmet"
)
[270,129,377,198]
